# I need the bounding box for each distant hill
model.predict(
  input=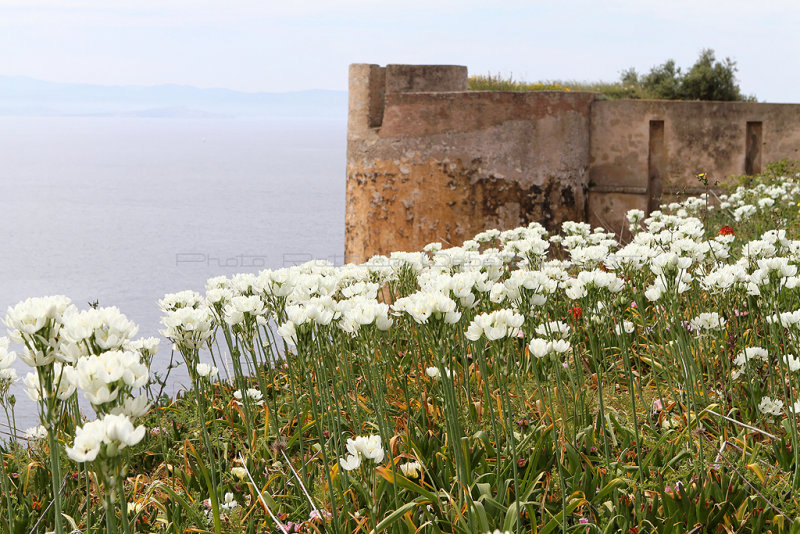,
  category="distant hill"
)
[0,76,347,119]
